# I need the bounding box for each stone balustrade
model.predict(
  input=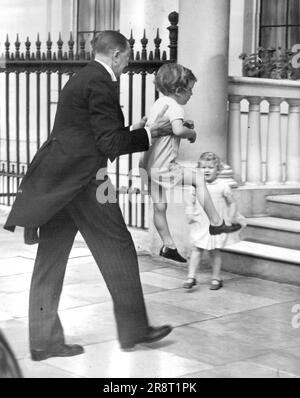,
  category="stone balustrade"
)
[228,76,300,185]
